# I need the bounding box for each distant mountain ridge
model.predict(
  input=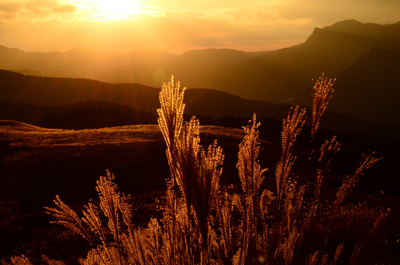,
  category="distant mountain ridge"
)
[0,20,400,128]
[0,45,266,87]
